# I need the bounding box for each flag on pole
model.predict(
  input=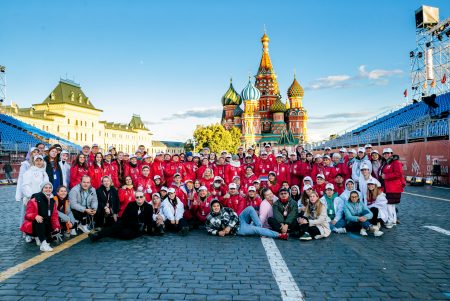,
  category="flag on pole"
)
[442,74,447,84]
[403,89,408,97]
